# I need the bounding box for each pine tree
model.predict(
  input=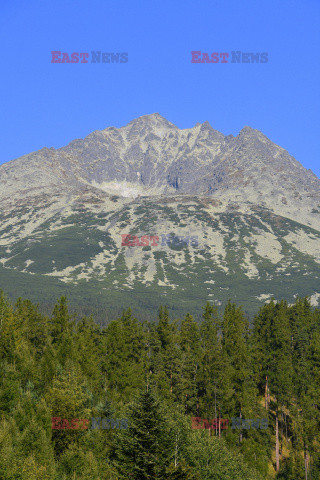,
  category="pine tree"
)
[102,308,149,401]
[157,305,171,349]
[221,301,251,419]
[177,313,201,414]
[114,390,173,479]
[150,307,182,401]
[198,302,233,423]
[44,359,92,456]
